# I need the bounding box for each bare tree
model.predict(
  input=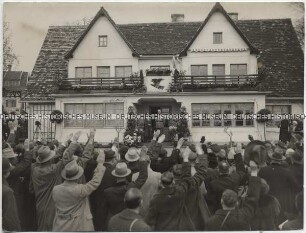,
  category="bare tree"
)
[3,18,19,70]
[290,2,304,50]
